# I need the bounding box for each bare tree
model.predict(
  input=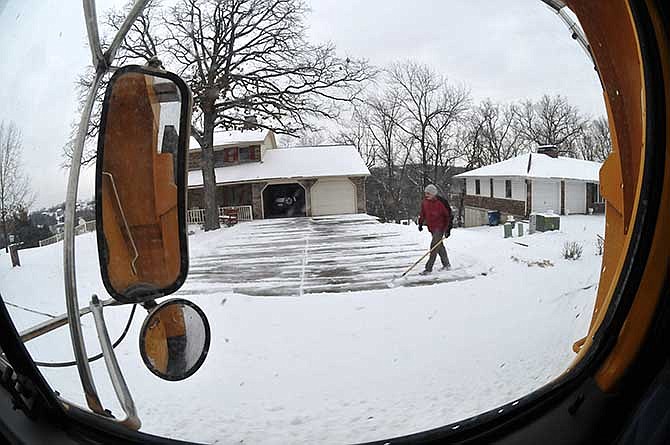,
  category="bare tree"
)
[576,116,612,162]
[458,100,526,168]
[427,85,471,186]
[333,107,377,169]
[281,128,327,148]
[387,61,470,188]
[66,0,374,231]
[0,121,33,251]
[62,68,110,167]
[514,94,586,156]
[355,91,413,221]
